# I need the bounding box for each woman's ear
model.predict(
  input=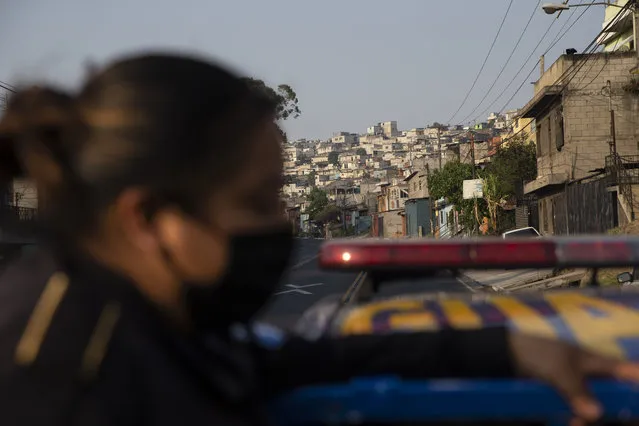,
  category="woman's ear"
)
[113,188,160,252]
[152,207,229,282]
